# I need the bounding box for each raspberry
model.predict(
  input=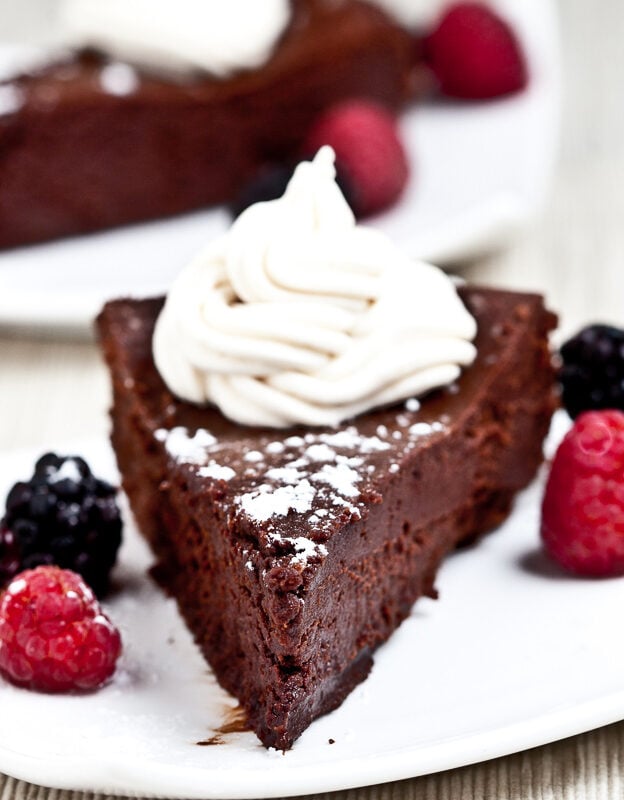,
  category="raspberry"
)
[229,161,357,219]
[425,3,528,100]
[541,410,624,577]
[559,324,624,419]
[0,453,122,596]
[0,566,122,692]
[303,100,409,217]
